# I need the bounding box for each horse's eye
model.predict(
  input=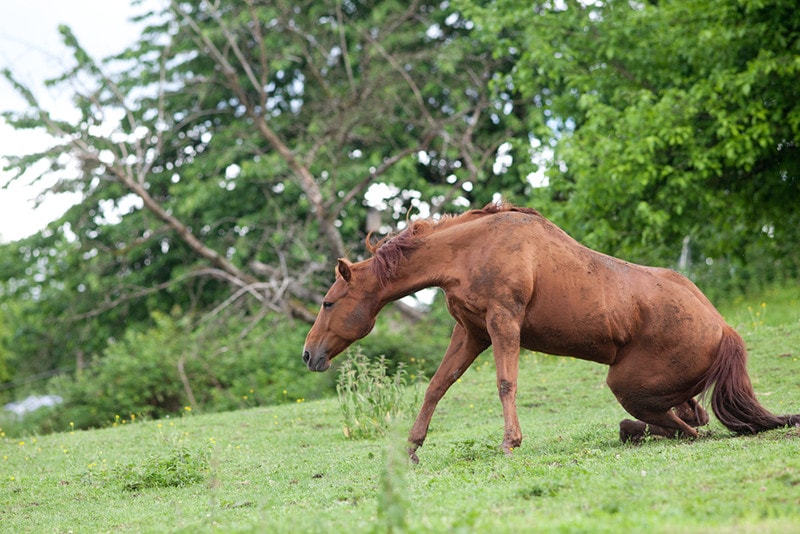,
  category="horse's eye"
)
[322,301,333,309]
